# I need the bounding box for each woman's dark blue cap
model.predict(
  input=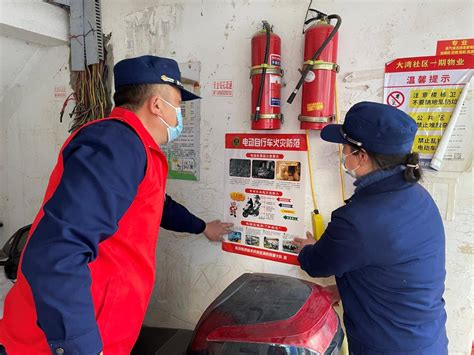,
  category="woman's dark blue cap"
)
[321,101,418,155]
